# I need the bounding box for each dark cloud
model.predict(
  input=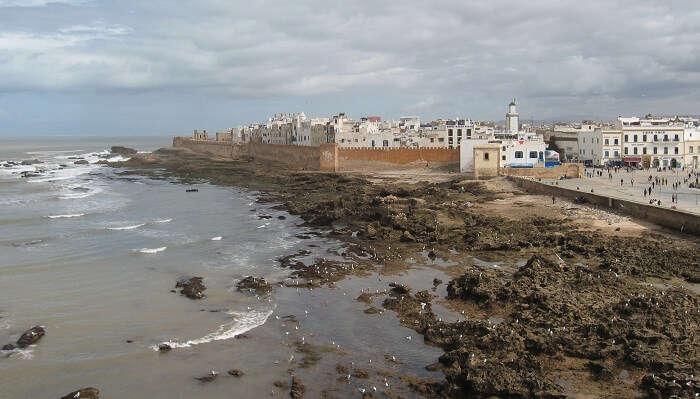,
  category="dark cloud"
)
[0,0,698,134]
